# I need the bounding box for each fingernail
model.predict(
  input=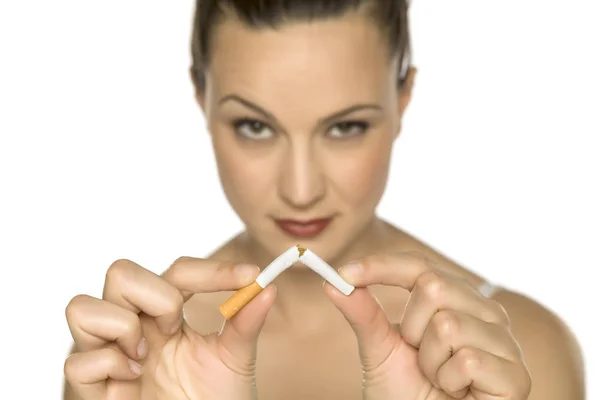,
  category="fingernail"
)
[235,264,260,285]
[137,337,147,358]
[338,263,363,282]
[128,359,142,375]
